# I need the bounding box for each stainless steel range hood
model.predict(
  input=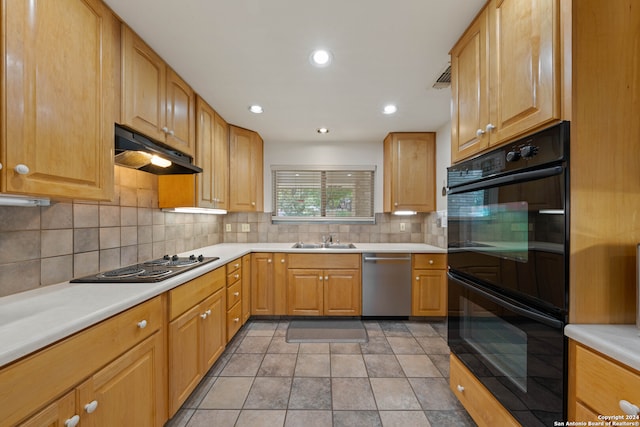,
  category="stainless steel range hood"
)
[114,124,202,175]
